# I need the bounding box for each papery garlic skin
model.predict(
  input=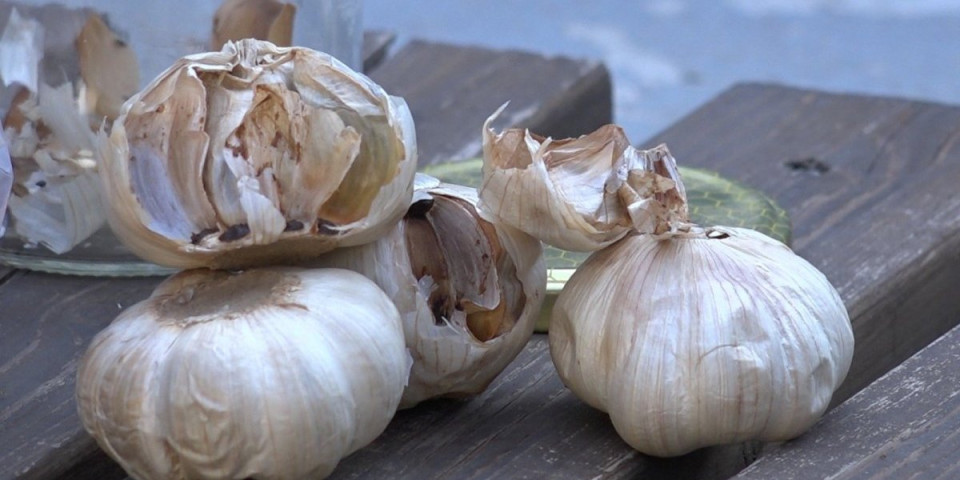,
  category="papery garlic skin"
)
[5,83,104,253]
[211,0,296,50]
[1,10,138,252]
[314,181,546,408]
[99,39,416,269]
[478,107,686,252]
[550,227,854,457]
[77,267,410,480]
